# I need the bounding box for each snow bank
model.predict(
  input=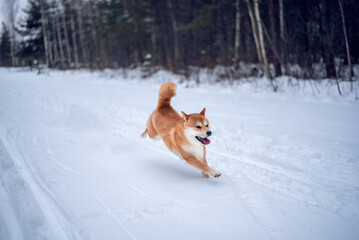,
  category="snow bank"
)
[23,66,358,101]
